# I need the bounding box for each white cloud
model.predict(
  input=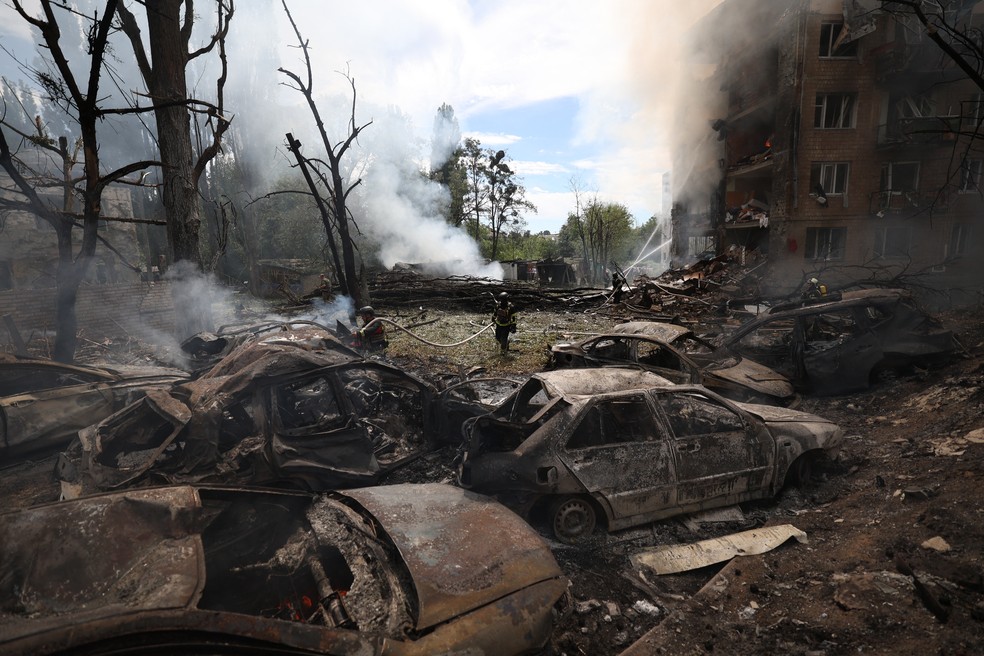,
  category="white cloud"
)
[463,131,522,146]
[512,160,569,176]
